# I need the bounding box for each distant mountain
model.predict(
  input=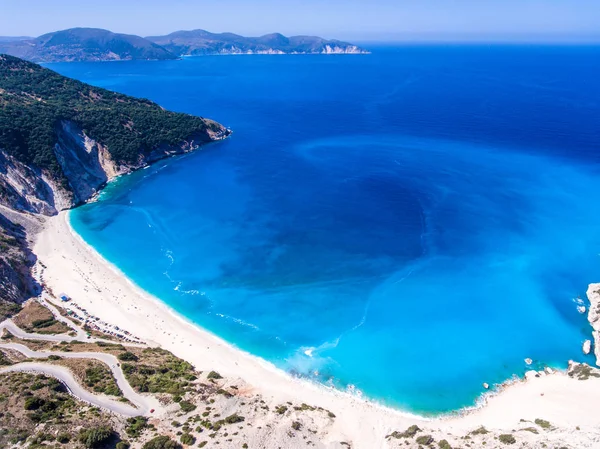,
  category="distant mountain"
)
[0,28,368,62]
[0,28,177,62]
[0,36,31,43]
[147,30,369,55]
